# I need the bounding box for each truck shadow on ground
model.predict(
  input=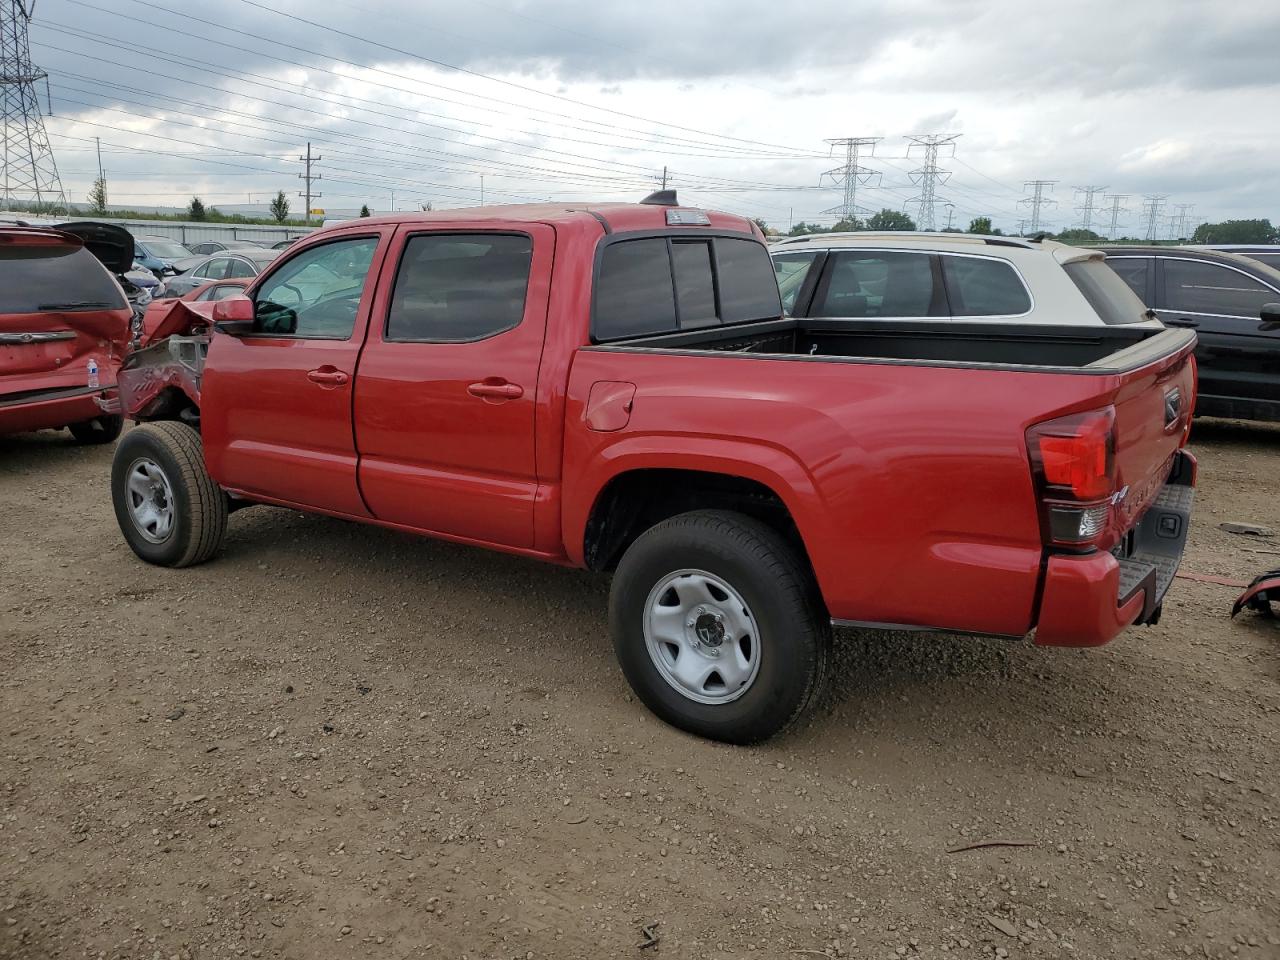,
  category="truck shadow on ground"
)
[1190,416,1280,447]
